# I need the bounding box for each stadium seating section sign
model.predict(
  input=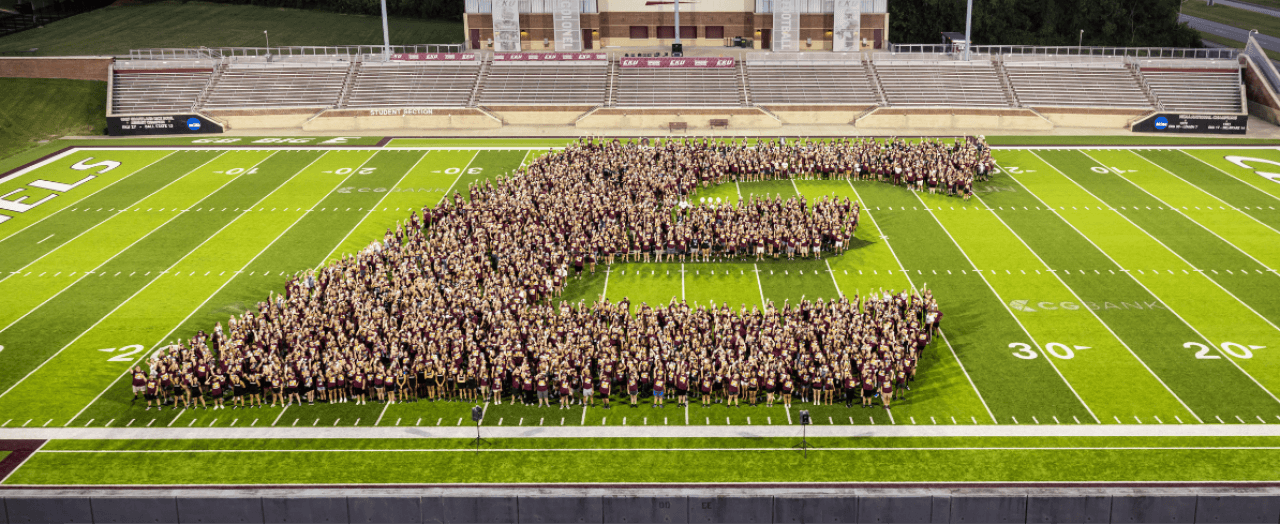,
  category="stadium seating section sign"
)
[493,53,607,61]
[619,57,736,68]
[388,53,478,61]
[1131,113,1247,134]
[107,114,224,136]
